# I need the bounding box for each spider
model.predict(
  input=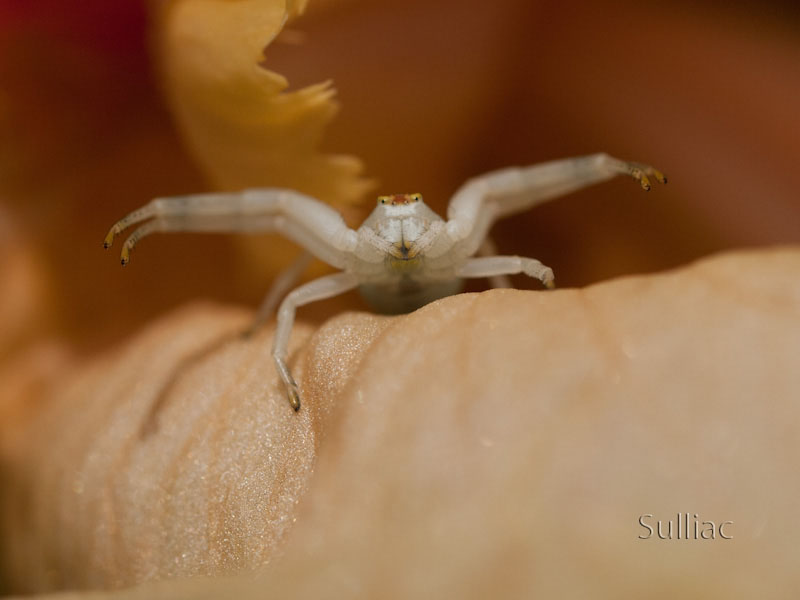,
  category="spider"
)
[104,153,665,411]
